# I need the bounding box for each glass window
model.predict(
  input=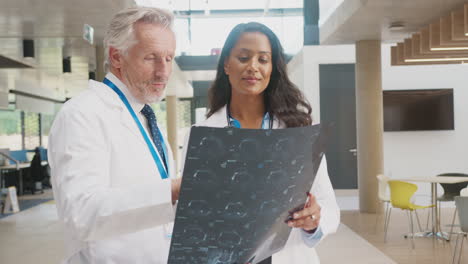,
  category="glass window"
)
[174,18,191,56]
[41,113,55,148]
[0,109,21,150]
[151,101,168,136]
[189,16,250,55]
[24,112,40,150]
[181,0,302,11]
[177,99,192,129]
[265,16,304,54]
[150,99,191,136]
[188,16,303,55]
[40,103,61,148]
